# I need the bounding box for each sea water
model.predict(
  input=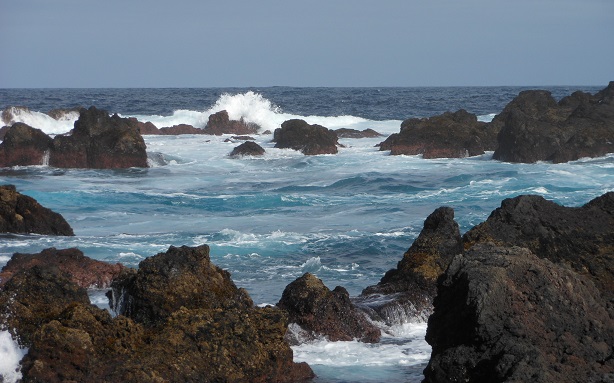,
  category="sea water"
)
[0,86,611,382]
